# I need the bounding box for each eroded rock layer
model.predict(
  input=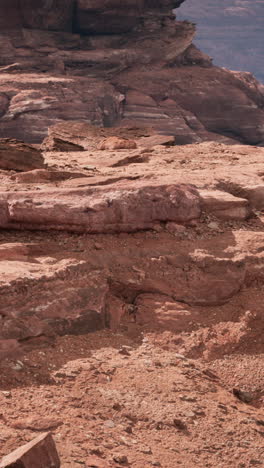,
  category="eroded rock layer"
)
[0,0,264,144]
[0,132,264,357]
